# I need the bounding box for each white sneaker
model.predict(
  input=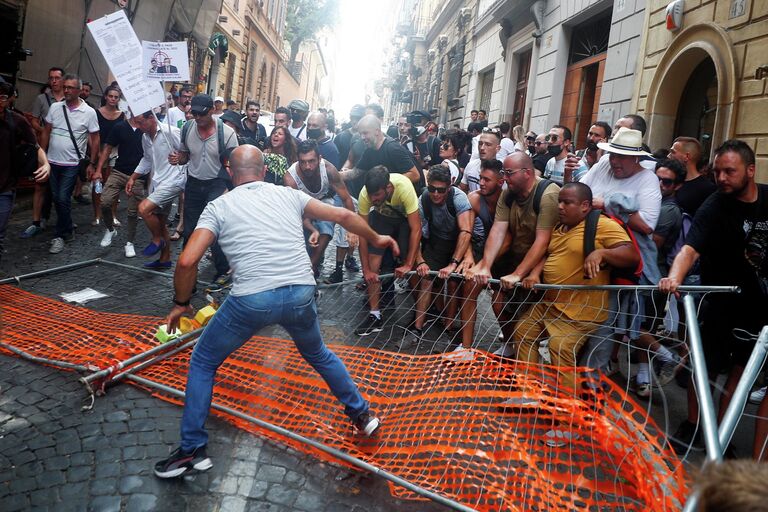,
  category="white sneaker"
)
[394,278,409,294]
[493,342,515,358]
[49,237,64,254]
[100,229,116,247]
[749,386,767,404]
[91,218,100,226]
[442,345,474,362]
[113,218,122,227]
[124,242,136,258]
